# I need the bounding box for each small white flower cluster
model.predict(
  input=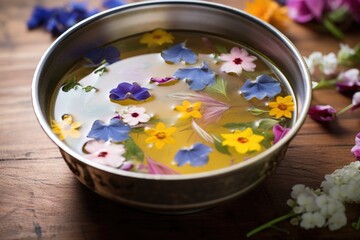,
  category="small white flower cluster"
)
[287,161,360,231]
[305,51,338,75]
